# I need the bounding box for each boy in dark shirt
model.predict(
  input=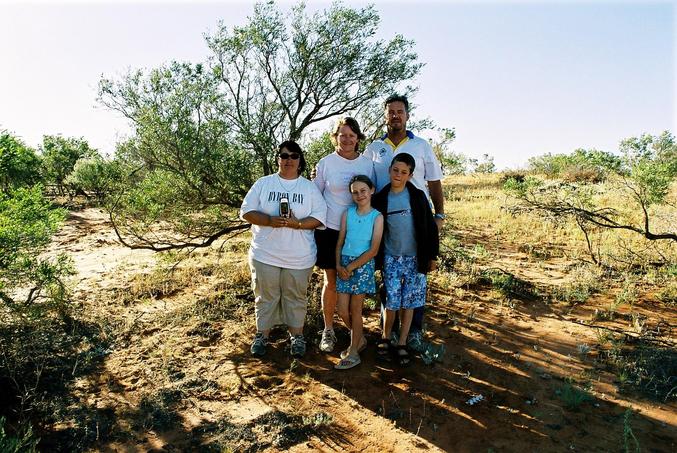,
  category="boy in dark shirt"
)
[372,153,439,366]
